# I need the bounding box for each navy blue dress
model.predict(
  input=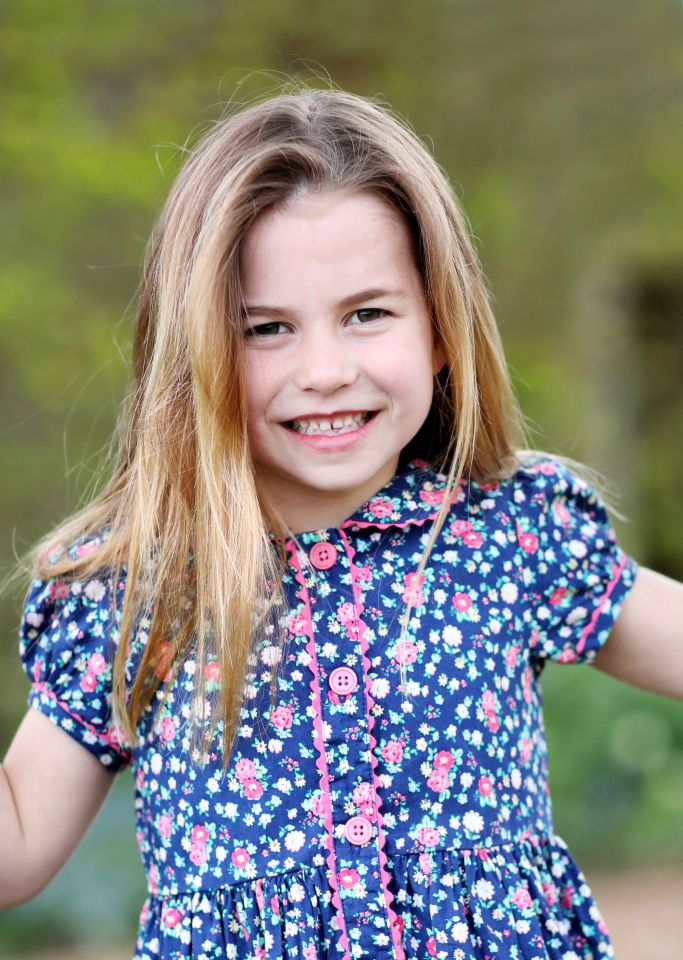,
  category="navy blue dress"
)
[19,458,638,959]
